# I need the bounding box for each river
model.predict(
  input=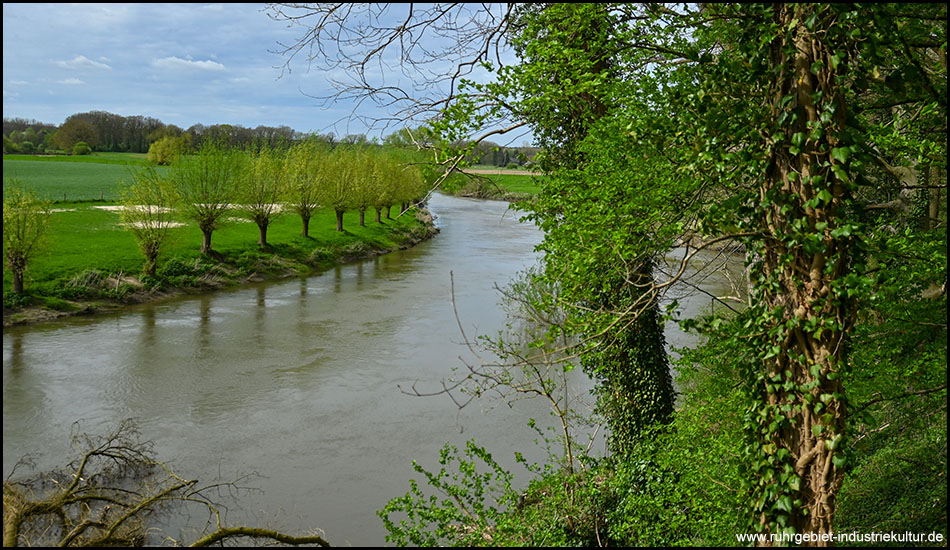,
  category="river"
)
[2,193,743,546]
